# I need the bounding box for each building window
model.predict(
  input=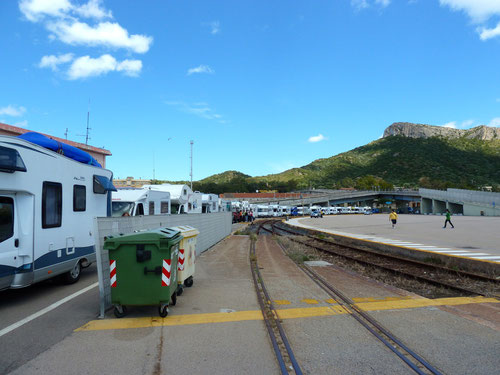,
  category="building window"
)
[0,197,14,243]
[42,182,62,228]
[73,185,86,212]
[160,202,169,214]
[149,201,155,215]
